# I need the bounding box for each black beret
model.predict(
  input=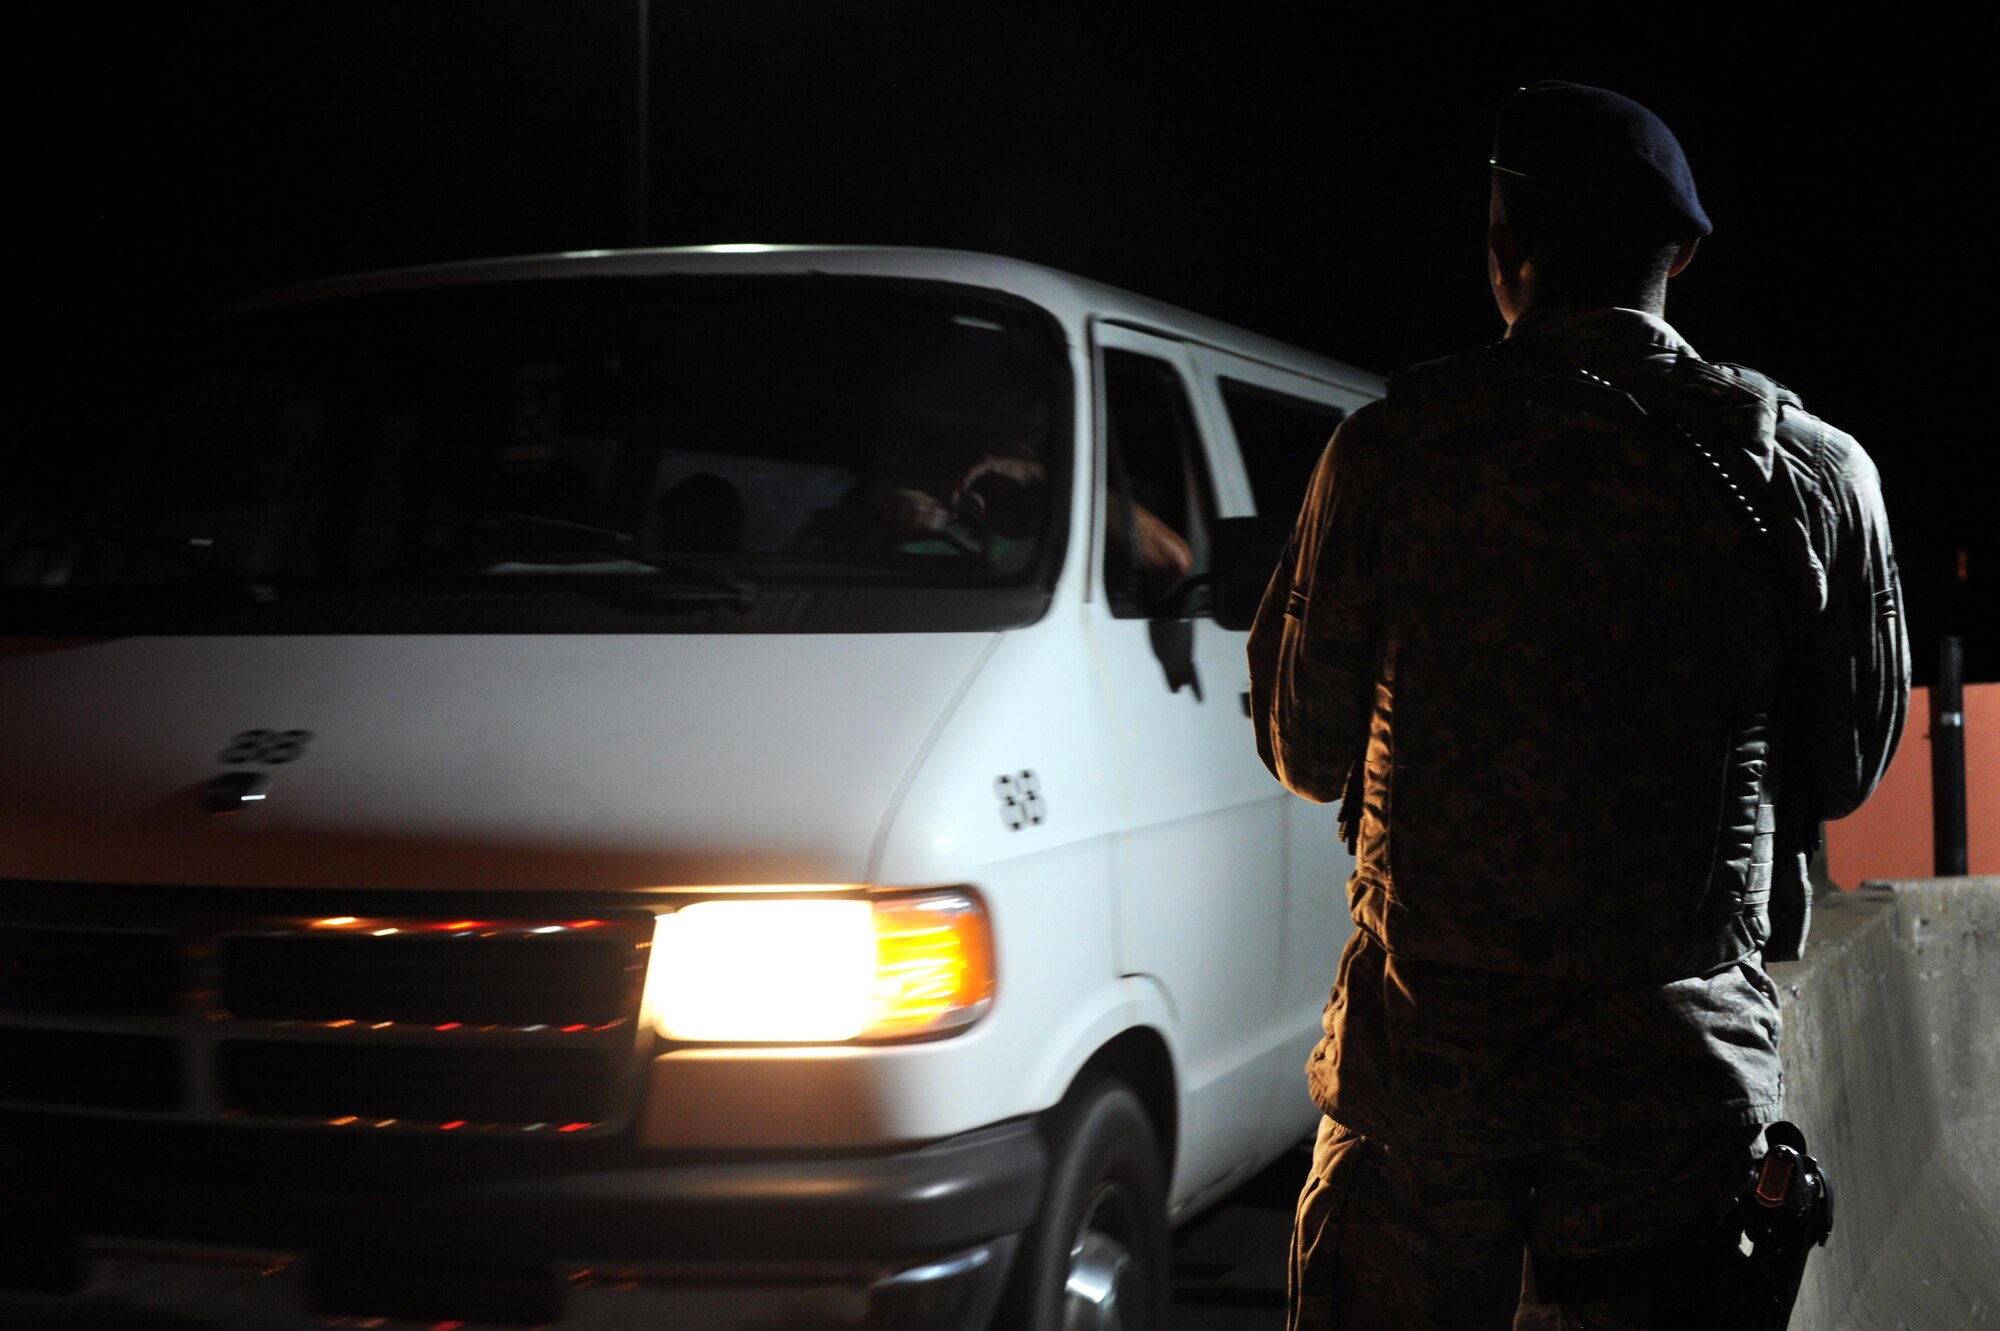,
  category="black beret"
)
[1491,80,1711,238]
